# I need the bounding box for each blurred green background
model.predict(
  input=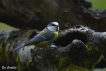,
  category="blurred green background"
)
[86,0,106,10]
[0,22,18,32]
[0,0,106,32]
